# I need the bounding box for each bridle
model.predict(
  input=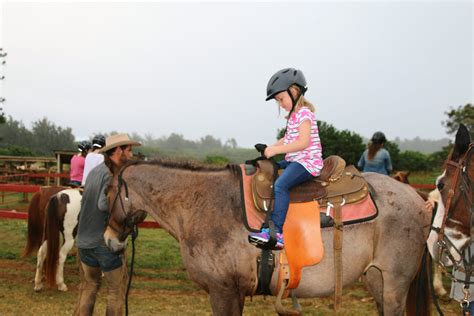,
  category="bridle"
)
[106,166,146,242]
[431,143,474,312]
